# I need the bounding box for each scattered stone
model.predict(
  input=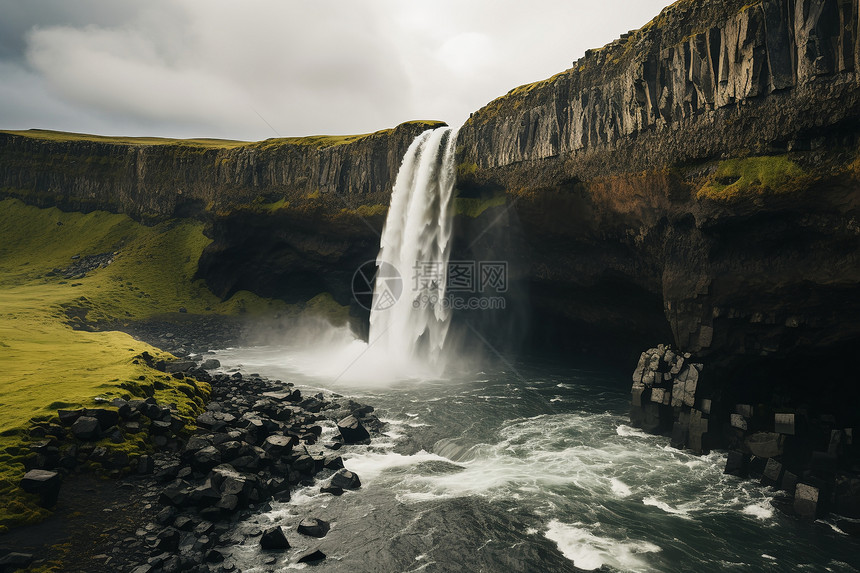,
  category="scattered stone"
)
[200,359,221,370]
[794,483,820,519]
[71,416,101,440]
[745,432,783,459]
[337,415,370,444]
[20,469,62,507]
[297,518,330,538]
[329,469,361,490]
[724,450,749,477]
[297,549,326,563]
[761,458,783,488]
[260,526,290,550]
